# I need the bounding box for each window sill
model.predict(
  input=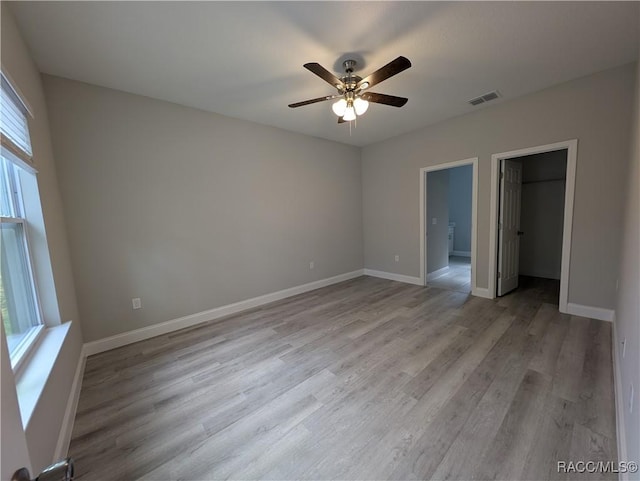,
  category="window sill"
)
[10,324,45,373]
[15,321,71,428]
